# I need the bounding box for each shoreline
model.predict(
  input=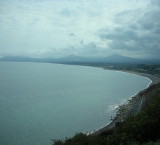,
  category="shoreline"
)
[91,71,160,135]
[120,71,160,86]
